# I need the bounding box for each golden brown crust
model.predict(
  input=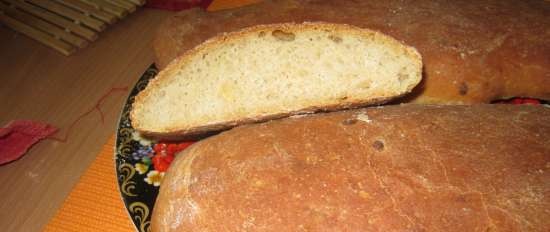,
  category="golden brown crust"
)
[154,0,550,104]
[132,22,421,140]
[152,104,550,232]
